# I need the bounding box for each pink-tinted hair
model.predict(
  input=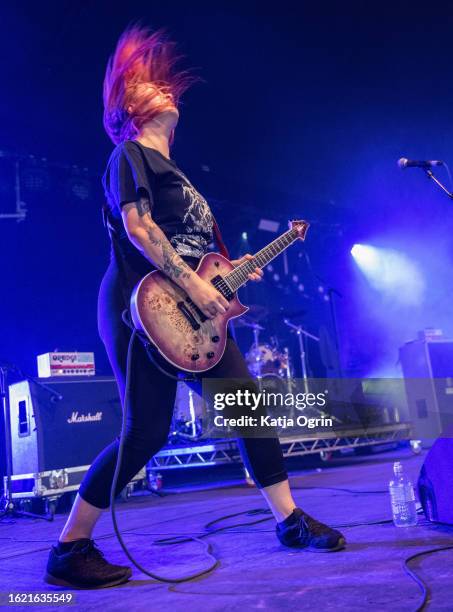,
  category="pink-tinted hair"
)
[103,26,195,144]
